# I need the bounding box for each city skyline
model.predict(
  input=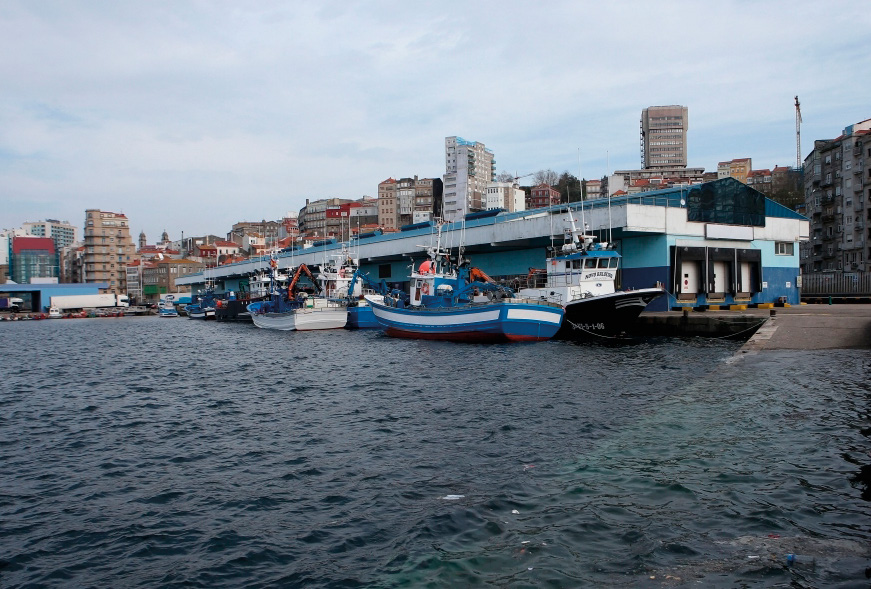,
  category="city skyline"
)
[2,1,870,240]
